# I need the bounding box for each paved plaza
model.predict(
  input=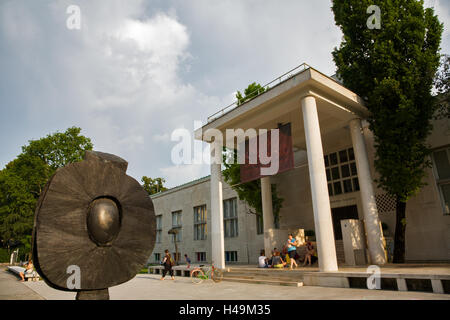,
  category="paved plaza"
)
[1,269,449,300]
